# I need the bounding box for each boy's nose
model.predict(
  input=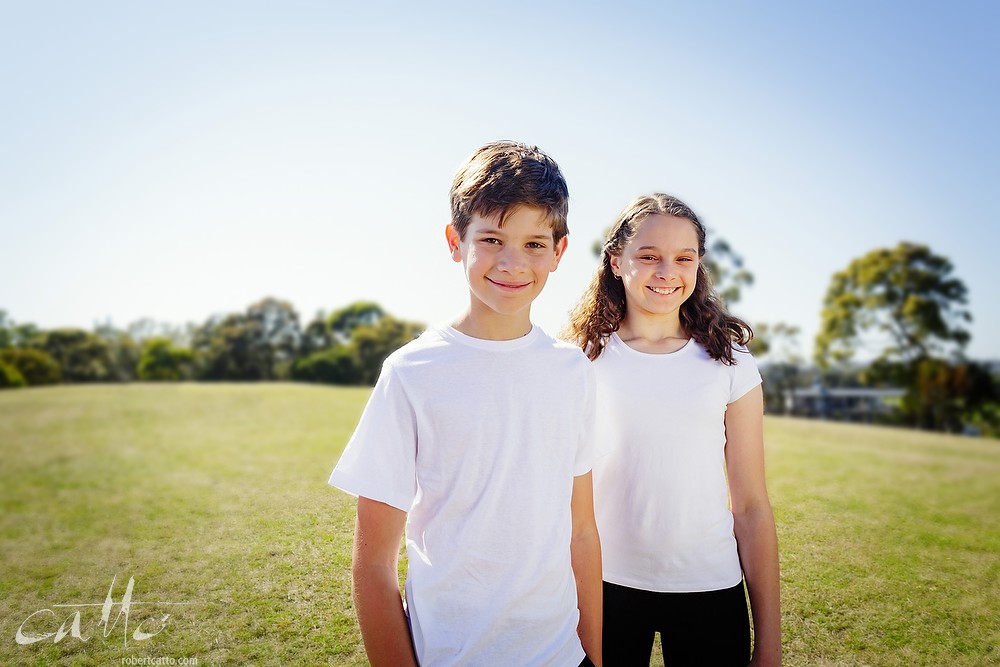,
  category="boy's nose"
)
[497,248,528,272]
